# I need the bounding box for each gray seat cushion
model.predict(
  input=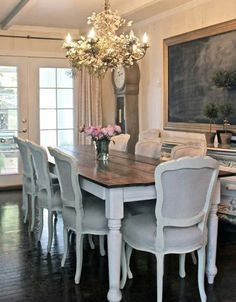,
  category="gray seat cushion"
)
[62,196,108,233]
[122,212,204,254]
